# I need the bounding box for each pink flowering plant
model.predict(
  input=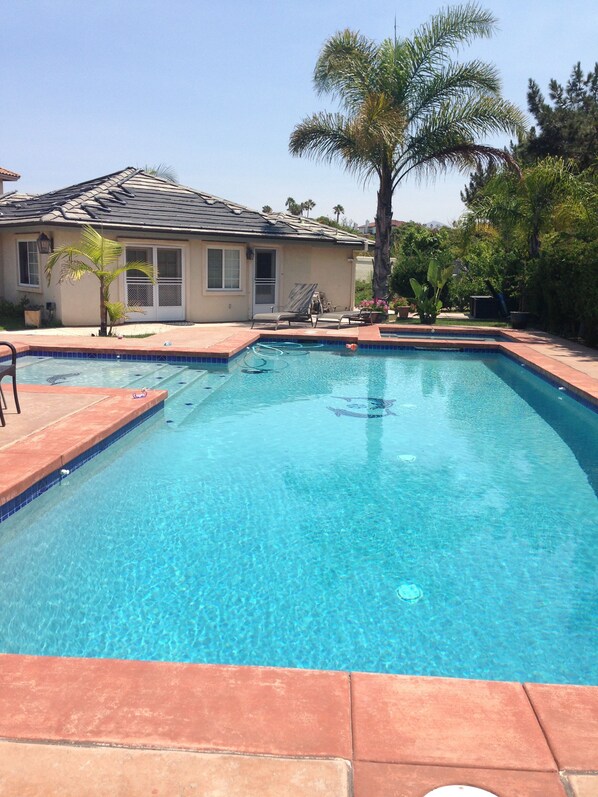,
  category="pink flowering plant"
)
[359,298,389,314]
